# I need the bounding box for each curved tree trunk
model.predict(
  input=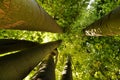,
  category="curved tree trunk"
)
[0,40,62,80]
[61,55,73,80]
[0,39,39,54]
[0,0,63,33]
[84,6,120,36]
[31,54,56,80]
